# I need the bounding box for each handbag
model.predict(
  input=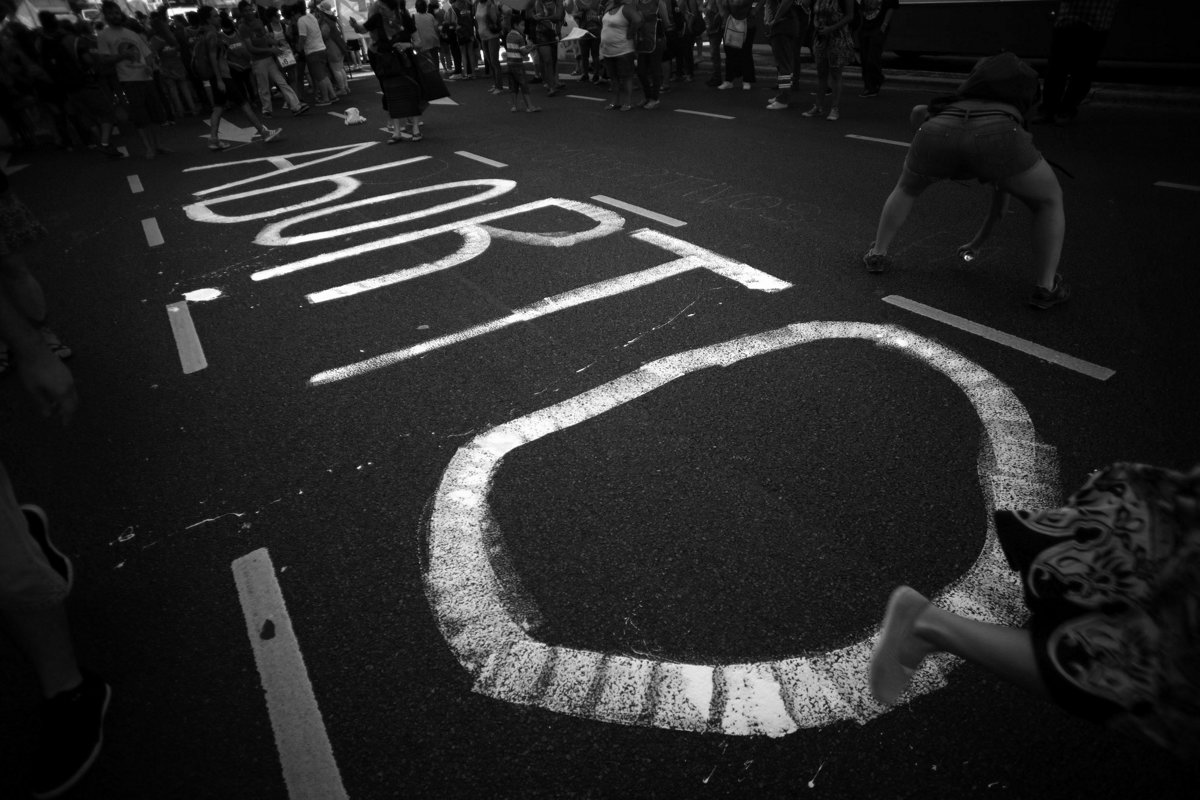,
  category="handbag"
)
[369,46,408,78]
[723,16,748,49]
[411,50,450,101]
